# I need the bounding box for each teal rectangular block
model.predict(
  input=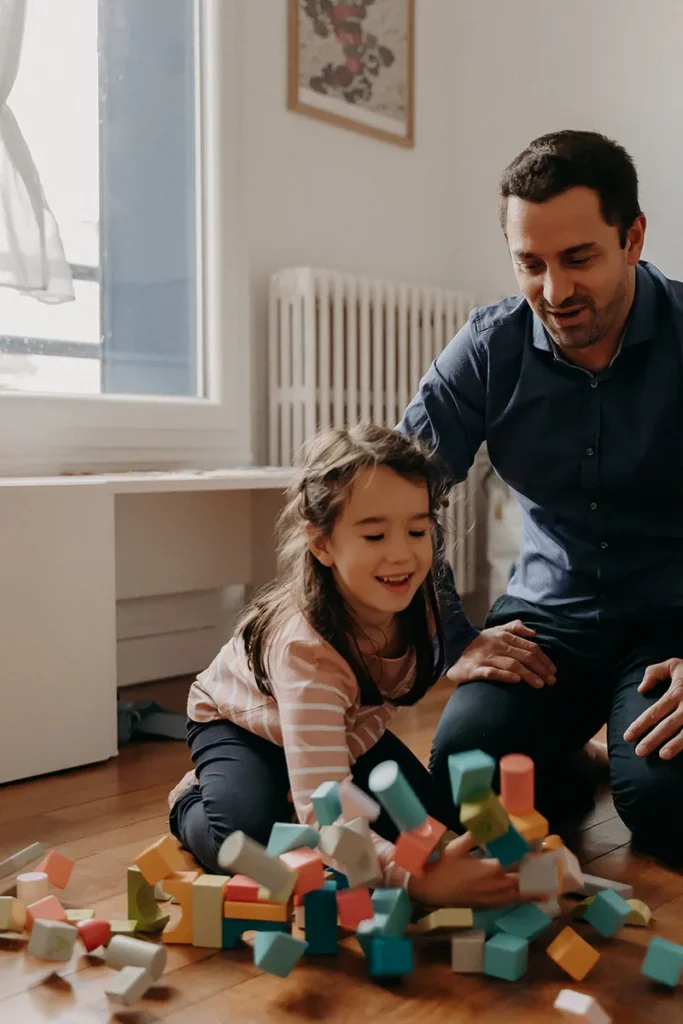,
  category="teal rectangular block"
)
[448,750,496,804]
[473,907,514,937]
[642,936,683,987]
[485,823,530,867]
[495,903,551,942]
[253,931,308,977]
[357,915,389,956]
[304,879,338,954]
[368,936,414,979]
[311,781,342,826]
[266,823,320,857]
[584,888,631,937]
[222,917,290,950]
[484,932,529,981]
[327,868,349,890]
[371,887,412,937]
